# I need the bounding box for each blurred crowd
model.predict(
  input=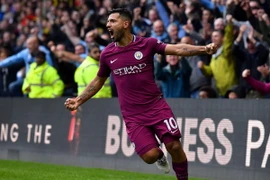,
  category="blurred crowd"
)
[0,0,270,99]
